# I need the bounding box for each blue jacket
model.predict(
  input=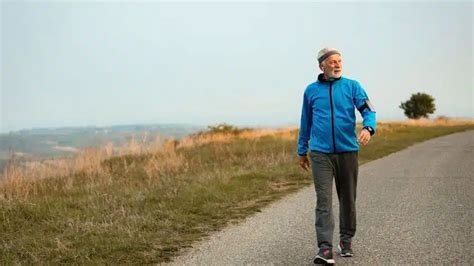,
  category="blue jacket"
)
[297,74,376,155]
